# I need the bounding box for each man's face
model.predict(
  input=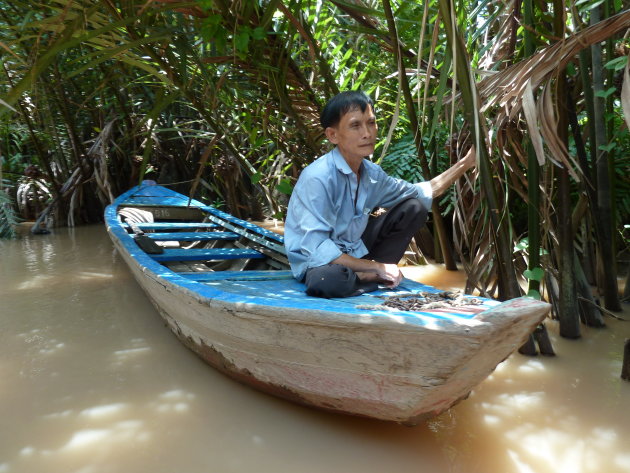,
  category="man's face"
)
[325,105,378,162]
